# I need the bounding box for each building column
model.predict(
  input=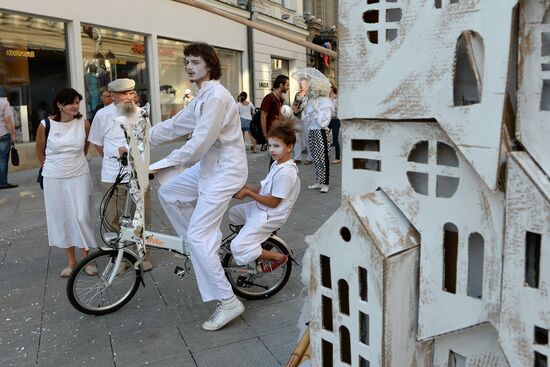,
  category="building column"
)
[66,19,86,116]
[146,34,161,124]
